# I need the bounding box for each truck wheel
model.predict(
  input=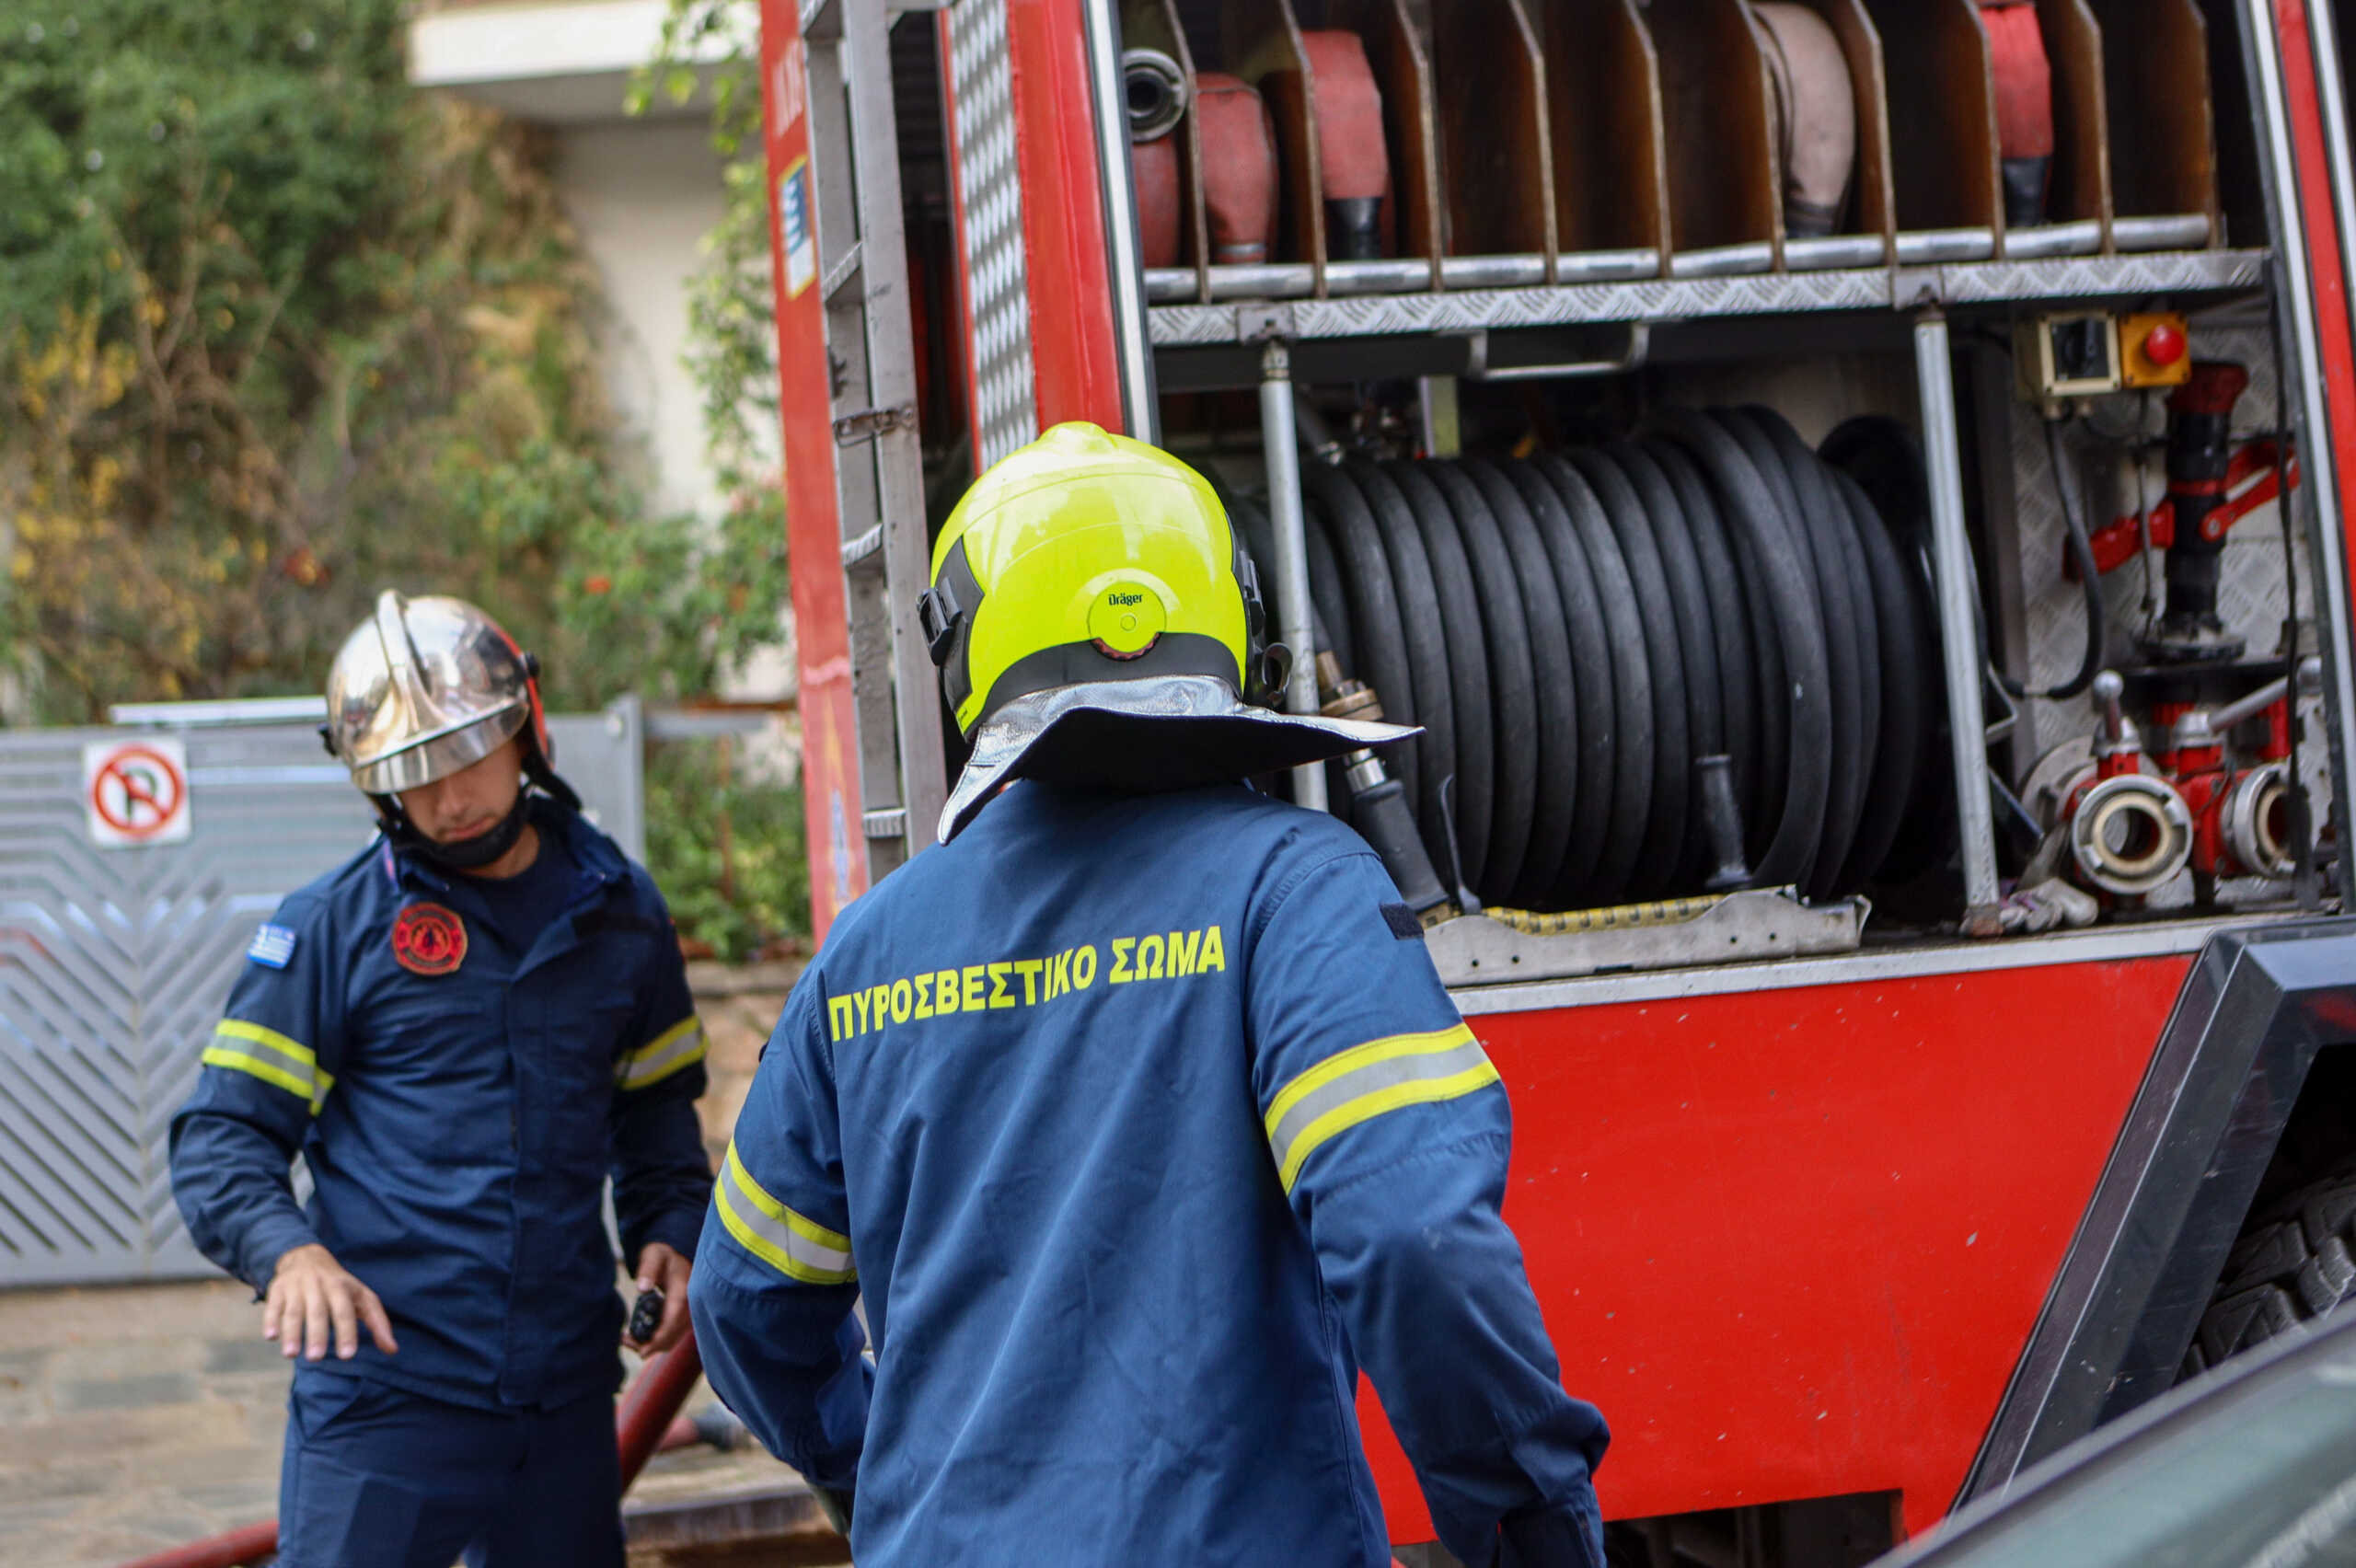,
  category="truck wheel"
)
[2181,1151,2356,1378]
